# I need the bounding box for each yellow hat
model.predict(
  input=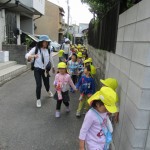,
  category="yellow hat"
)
[90,65,96,75]
[57,62,67,69]
[58,50,64,57]
[77,52,83,58]
[88,87,118,113]
[75,48,78,52]
[100,78,118,91]
[88,58,92,63]
[84,59,91,64]
[77,44,81,49]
